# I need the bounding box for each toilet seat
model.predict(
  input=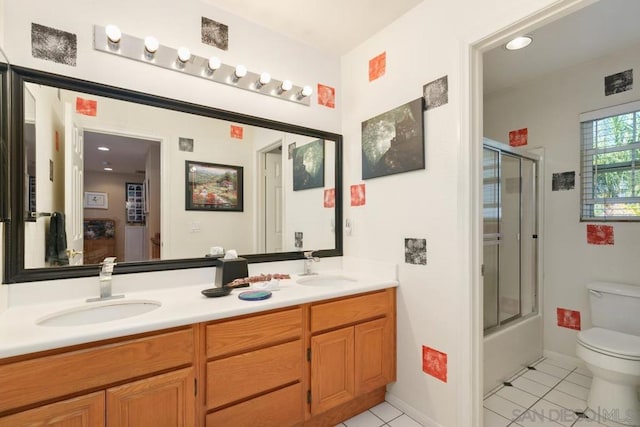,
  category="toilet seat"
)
[577,327,640,360]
